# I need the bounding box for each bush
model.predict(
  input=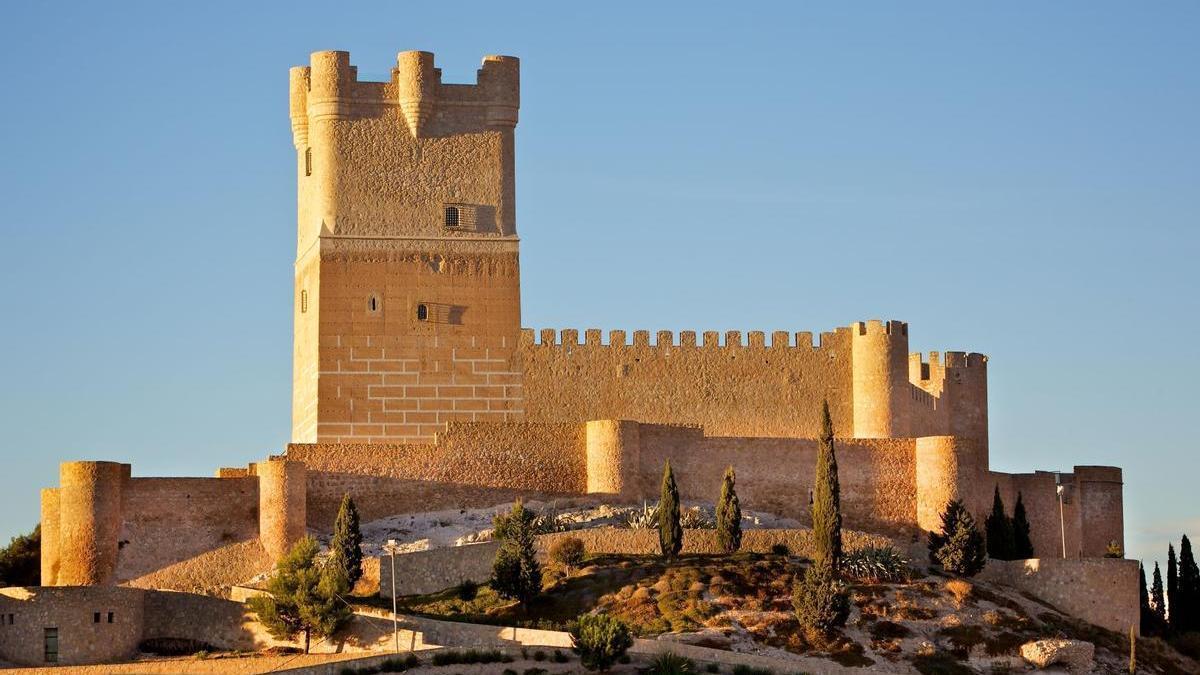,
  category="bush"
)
[646,651,695,674]
[552,649,569,663]
[705,663,720,673]
[455,578,479,601]
[945,579,974,607]
[680,507,715,529]
[0,525,40,587]
[569,613,634,672]
[793,561,849,637]
[491,501,542,604]
[928,500,987,577]
[431,649,512,666]
[842,545,911,583]
[731,665,774,675]
[549,537,586,570]
[770,543,790,556]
